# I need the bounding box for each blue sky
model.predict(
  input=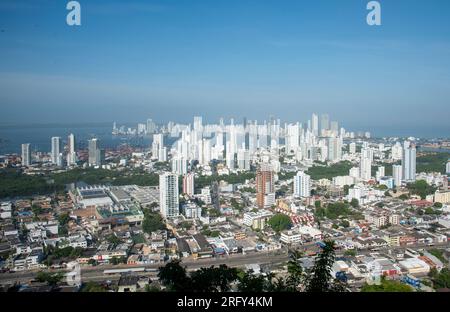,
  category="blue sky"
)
[0,0,449,136]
